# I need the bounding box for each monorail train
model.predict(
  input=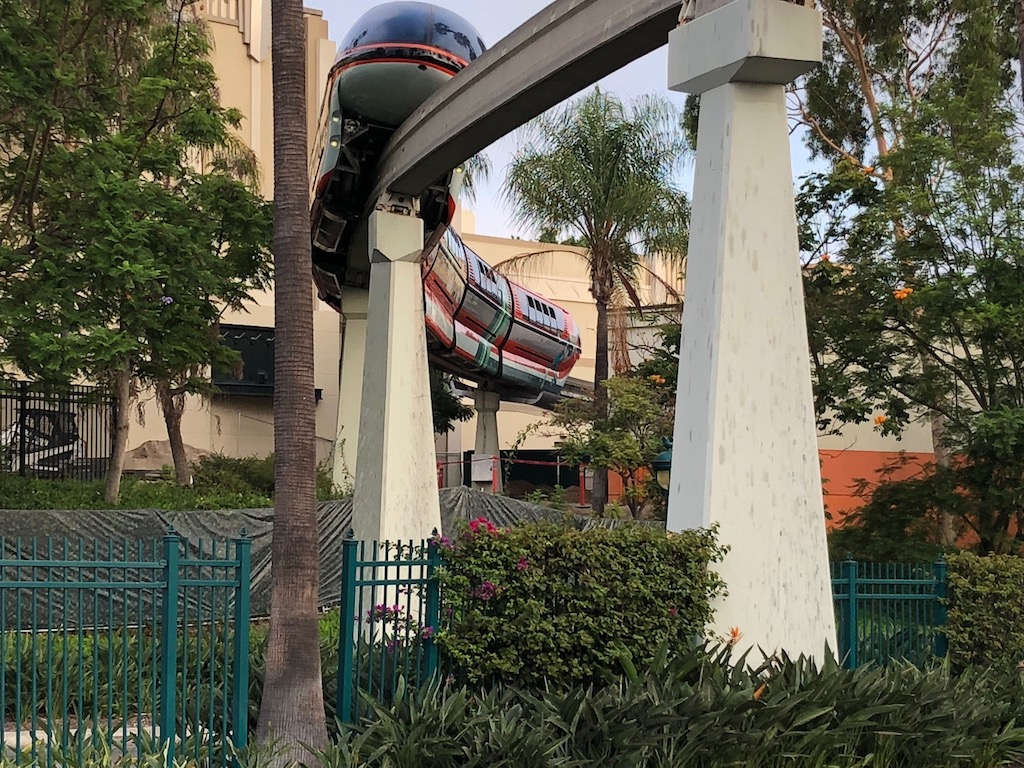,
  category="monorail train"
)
[309,1,582,399]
